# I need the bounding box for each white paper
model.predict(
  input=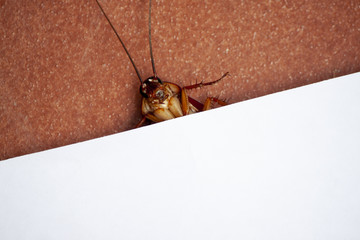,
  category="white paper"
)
[1,72,360,239]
